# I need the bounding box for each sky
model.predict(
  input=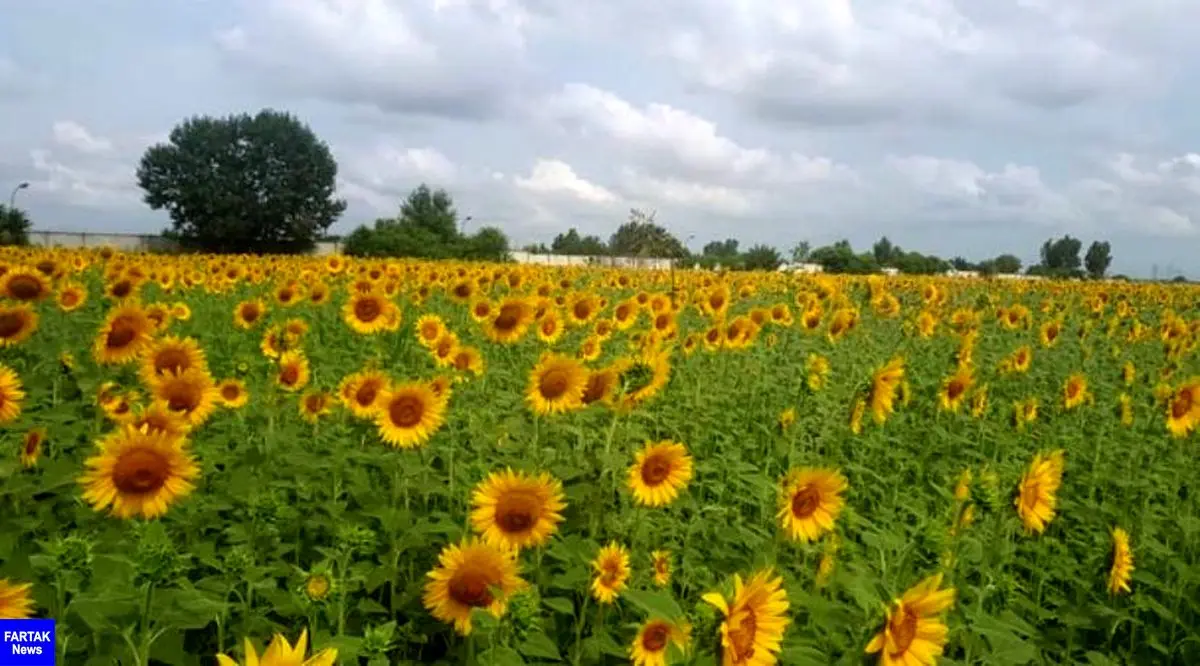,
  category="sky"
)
[3,0,1200,277]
